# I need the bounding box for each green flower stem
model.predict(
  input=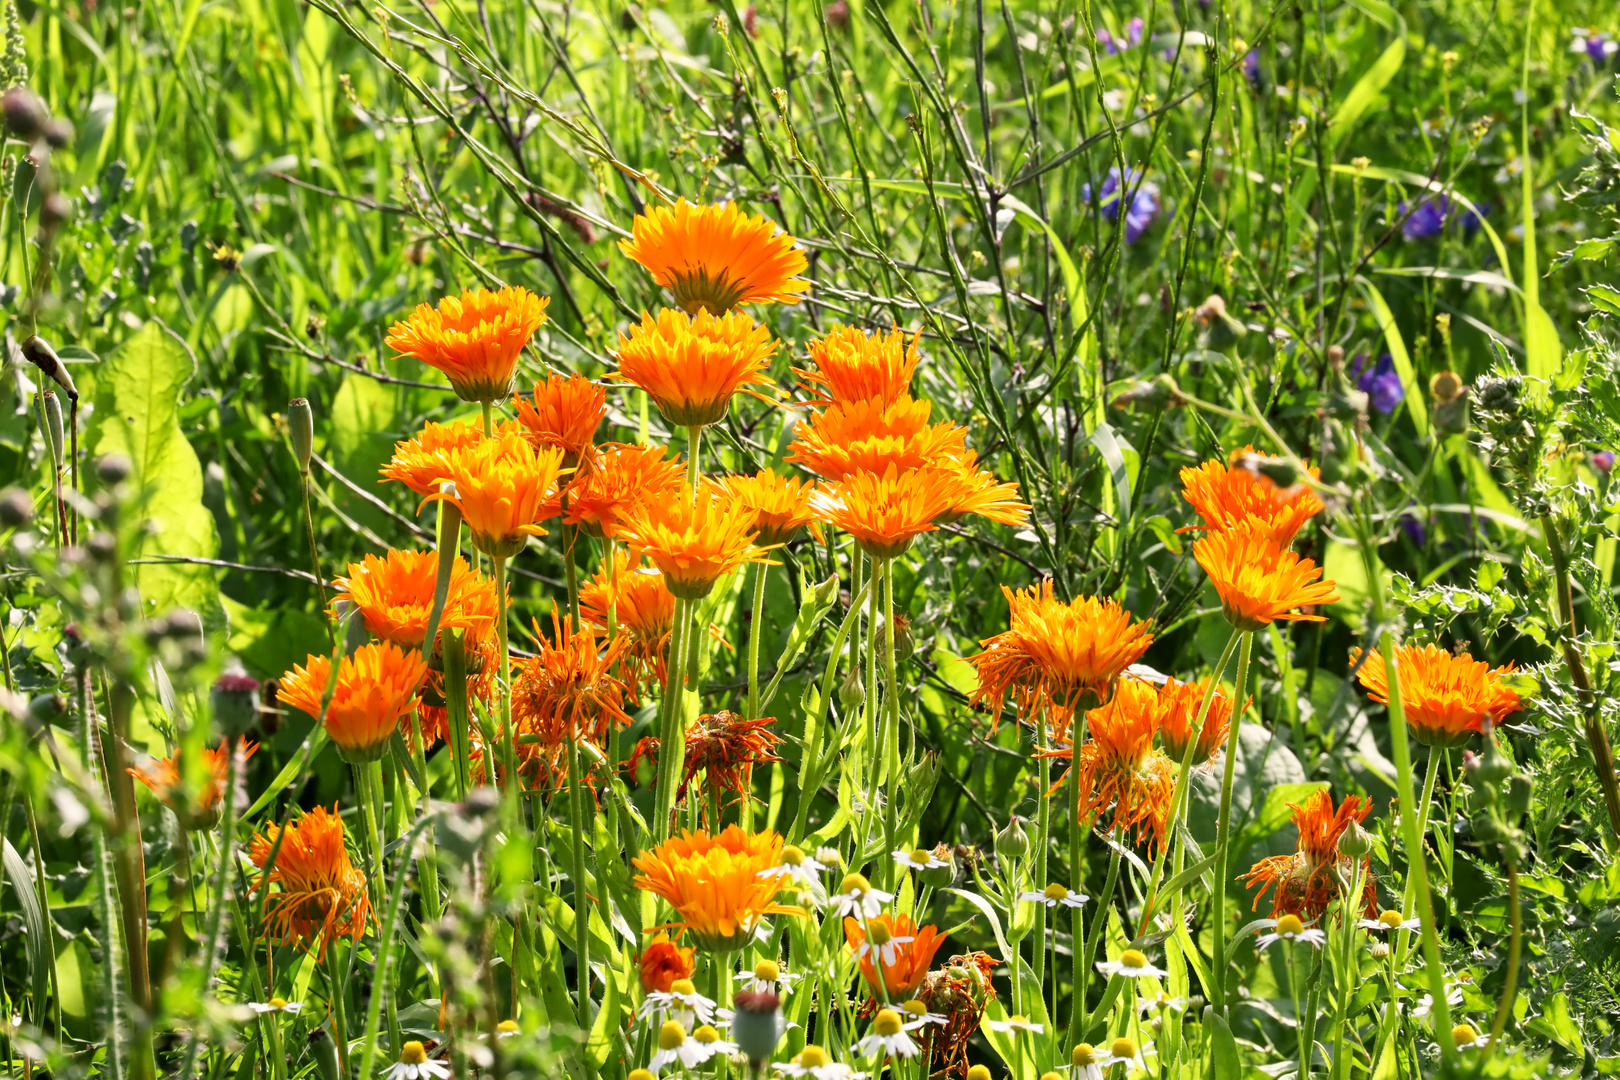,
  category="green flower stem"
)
[359,759,403,1054]
[564,524,583,628]
[746,560,768,722]
[655,598,694,842]
[1396,750,1443,964]
[880,558,900,885]
[788,572,872,844]
[686,425,702,501]
[442,630,472,800]
[408,734,445,926]
[178,743,241,1080]
[354,816,436,1080]
[1073,842,1121,1041]
[299,470,334,649]
[1330,856,1366,1080]
[1210,629,1255,1018]
[567,734,595,1048]
[493,555,520,799]
[324,943,351,1077]
[1485,857,1522,1055]
[1032,720,1050,990]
